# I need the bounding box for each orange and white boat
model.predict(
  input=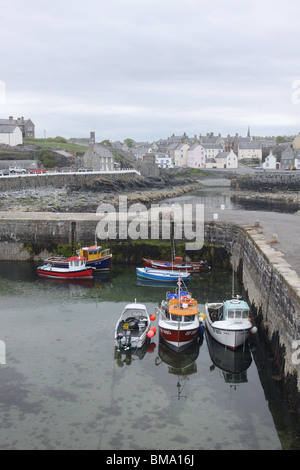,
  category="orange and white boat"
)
[157,278,204,351]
